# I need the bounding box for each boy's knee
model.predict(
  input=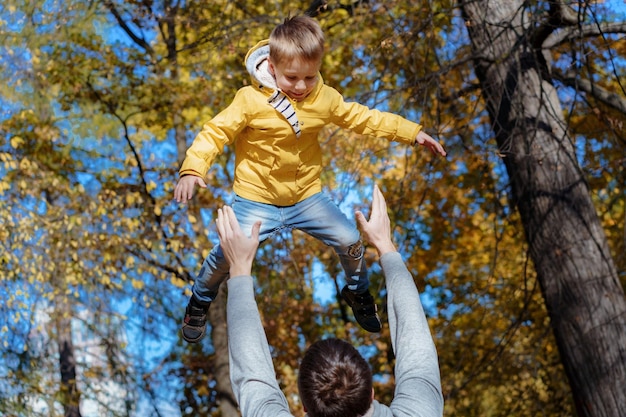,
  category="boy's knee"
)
[347,241,363,259]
